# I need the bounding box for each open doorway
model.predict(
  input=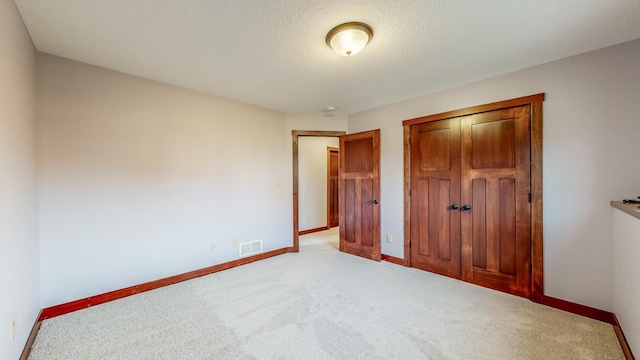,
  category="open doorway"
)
[292,130,345,252]
[297,137,339,236]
